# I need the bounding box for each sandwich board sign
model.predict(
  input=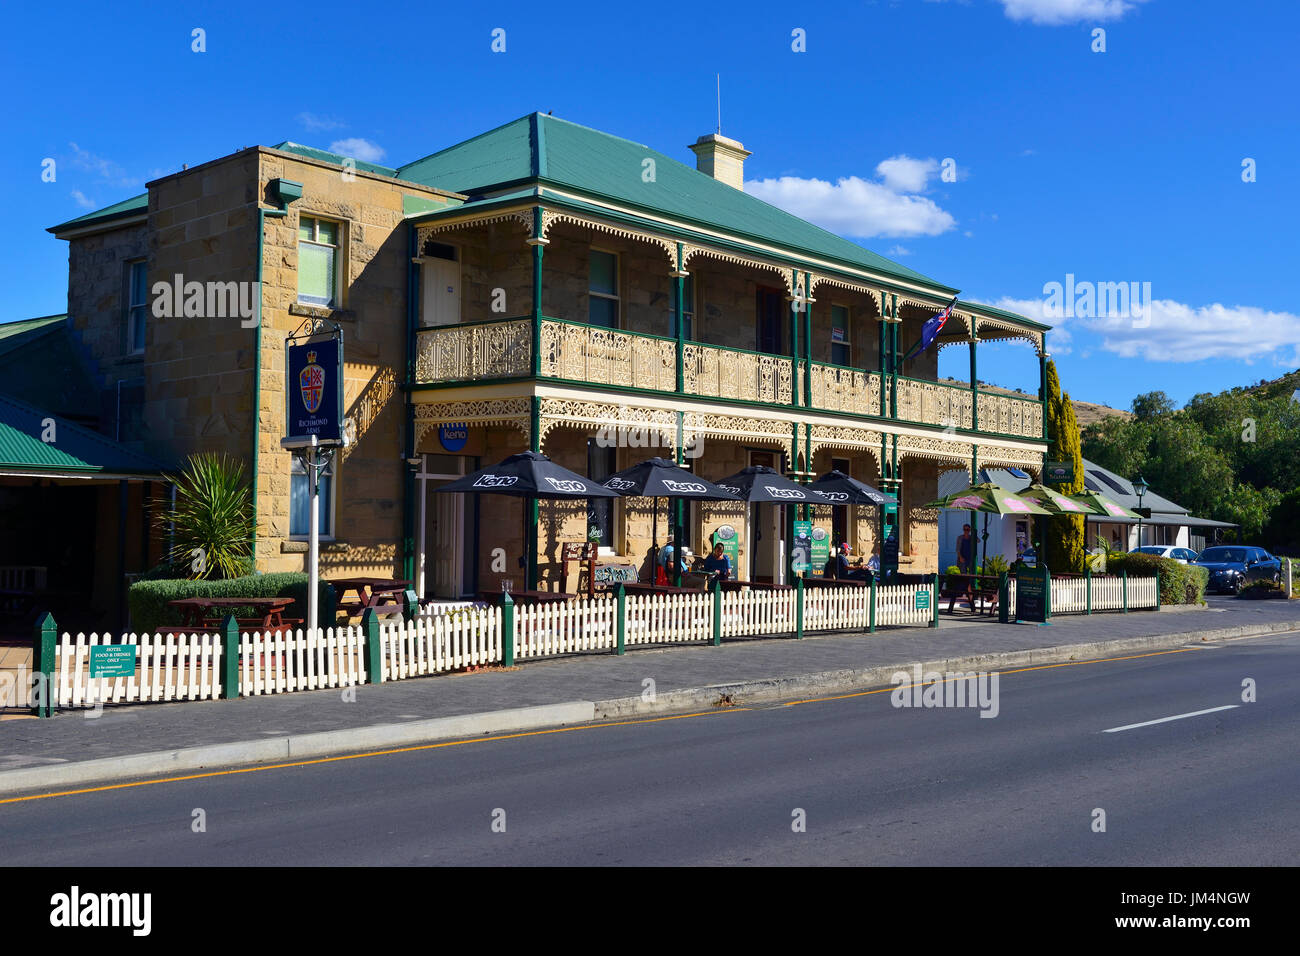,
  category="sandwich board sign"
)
[1015,565,1051,624]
